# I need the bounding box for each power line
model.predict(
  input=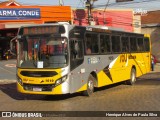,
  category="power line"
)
[0,0,159,8]
[103,0,110,25]
[0,0,147,27]
[76,0,85,9]
[74,9,141,23]
[73,11,141,27]
[94,0,160,8]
